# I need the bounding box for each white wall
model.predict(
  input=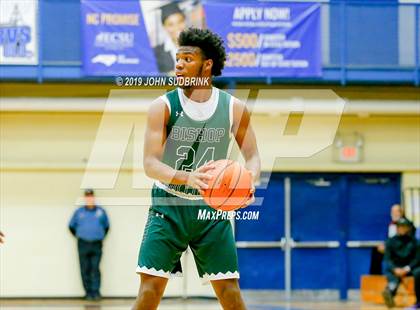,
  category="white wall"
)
[0,169,214,297]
